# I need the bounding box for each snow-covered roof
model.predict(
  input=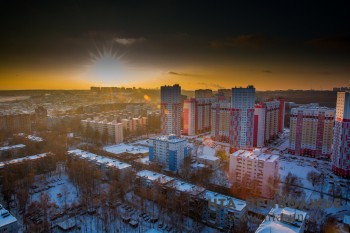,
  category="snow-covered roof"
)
[204,191,246,212]
[136,170,174,184]
[344,215,350,225]
[104,143,148,155]
[198,154,219,161]
[166,180,205,196]
[0,205,17,228]
[0,144,26,152]
[255,205,308,233]
[151,135,187,144]
[67,149,131,170]
[231,149,279,162]
[0,153,48,168]
[26,135,44,142]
